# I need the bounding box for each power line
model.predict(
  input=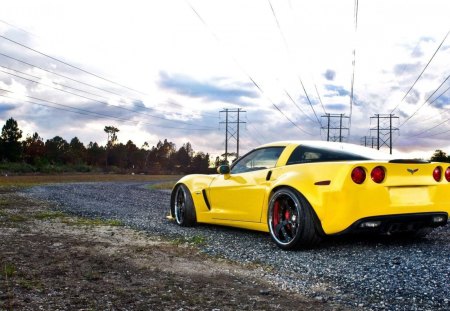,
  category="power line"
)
[0,49,221,119]
[186,0,313,136]
[0,51,139,101]
[268,0,321,127]
[399,73,450,128]
[390,29,450,114]
[0,68,216,129]
[0,34,147,96]
[314,84,327,115]
[0,88,214,131]
[349,0,359,127]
